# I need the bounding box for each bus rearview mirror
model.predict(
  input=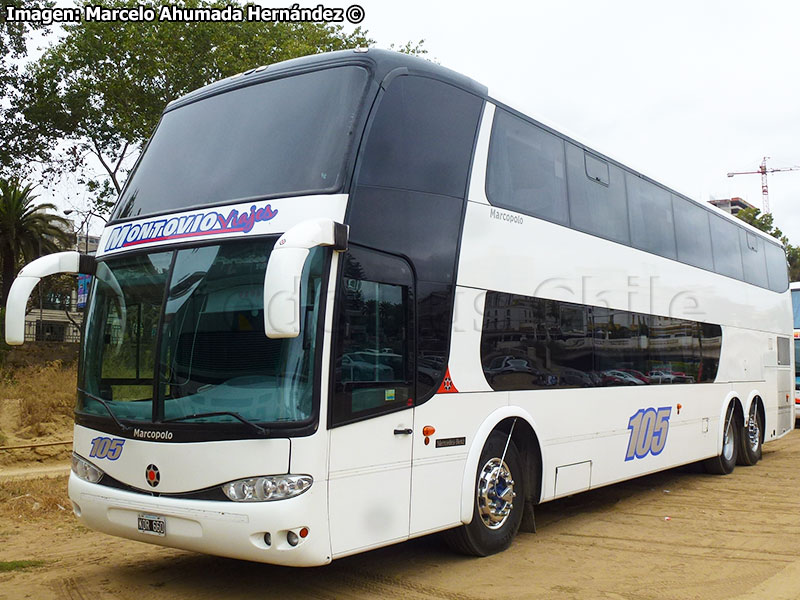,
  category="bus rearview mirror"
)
[264,218,347,339]
[4,251,95,345]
